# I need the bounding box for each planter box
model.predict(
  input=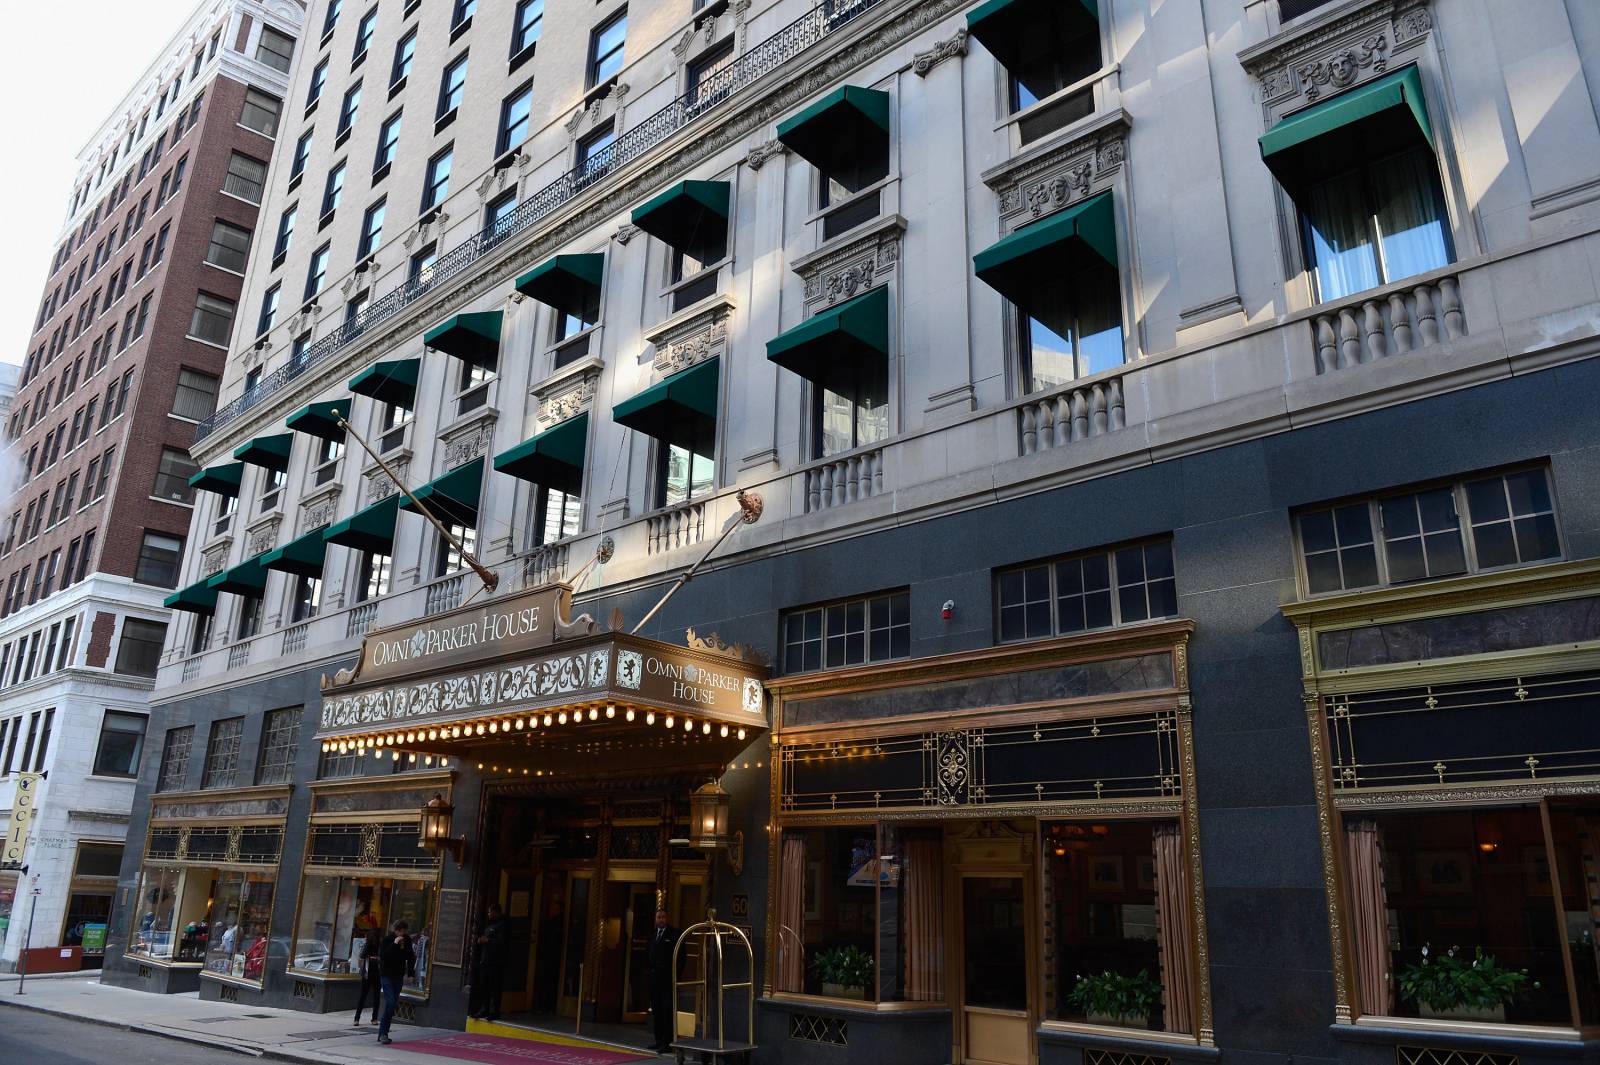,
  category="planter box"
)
[1087,1011,1150,1029]
[1418,1003,1507,1023]
[822,982,867,1000]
